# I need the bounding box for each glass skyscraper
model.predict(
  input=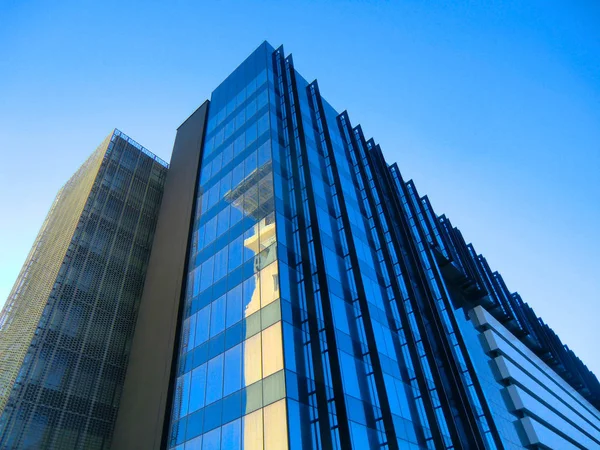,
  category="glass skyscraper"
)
[0,130,168,449]
[1,42,599,450]
[160,42,600,450]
